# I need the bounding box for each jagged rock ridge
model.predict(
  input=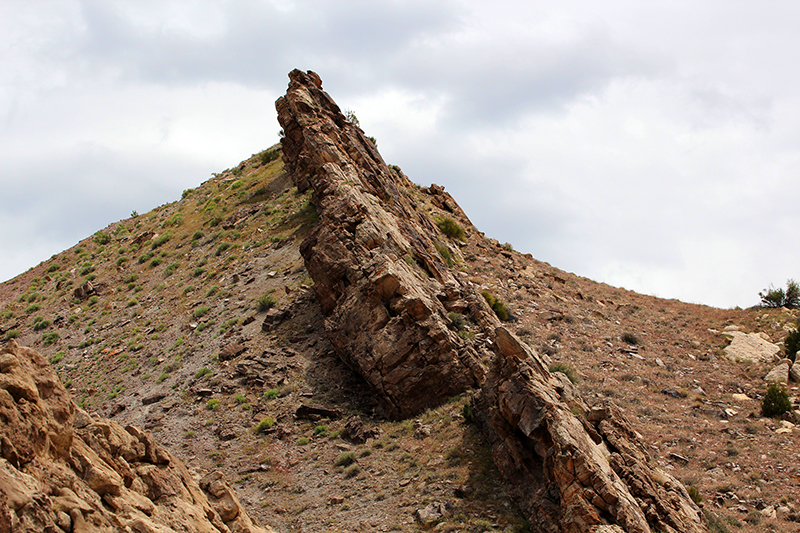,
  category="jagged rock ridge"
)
[277,69,491,419]
[277,69,708,533]
[0,340,272,533]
